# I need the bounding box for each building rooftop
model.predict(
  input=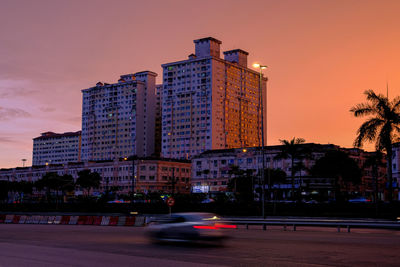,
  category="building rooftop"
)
[193,37,222,44]
[223,49,249,55]
[33,131,81,140]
